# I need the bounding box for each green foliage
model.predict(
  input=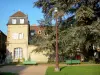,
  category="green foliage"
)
[33,0,100,61]
[28,55,31,61]
[34,0,72,14]
[18,58,20,63]
[22,58,25,62]
[60,21,100,52]
[76,5,94,26]
[29,34,46,46]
